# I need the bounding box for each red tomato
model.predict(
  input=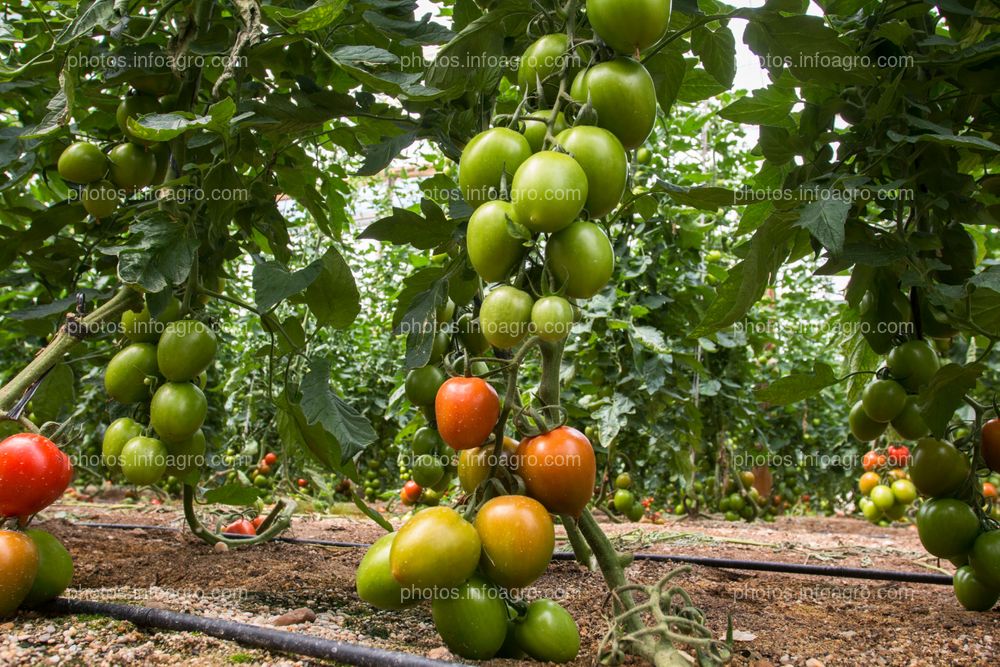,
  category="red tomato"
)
[263,452,278,466]
[515,426,596,517]
[401,480,422,505]
[257,462,272,475]
[223,519,256,536]
[435,377,500,450]
[984,482,998,499]
[251,516,266,530]
[0,434,74,518]
[861,450,886,471]
[297,478,309,488]
[983,418,1000,473]
[887,445,910,467]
